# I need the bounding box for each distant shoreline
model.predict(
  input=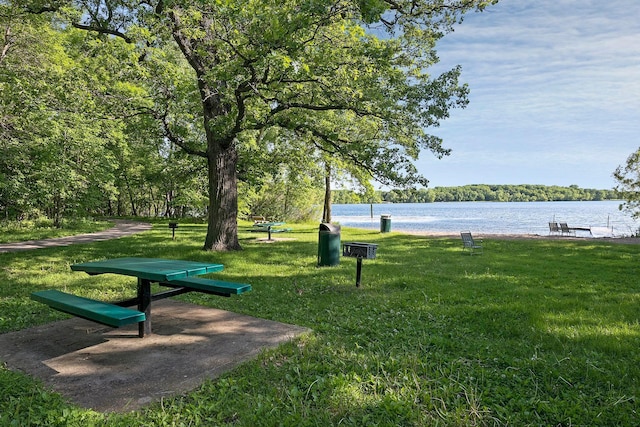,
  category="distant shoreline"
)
[399,230,640,244]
